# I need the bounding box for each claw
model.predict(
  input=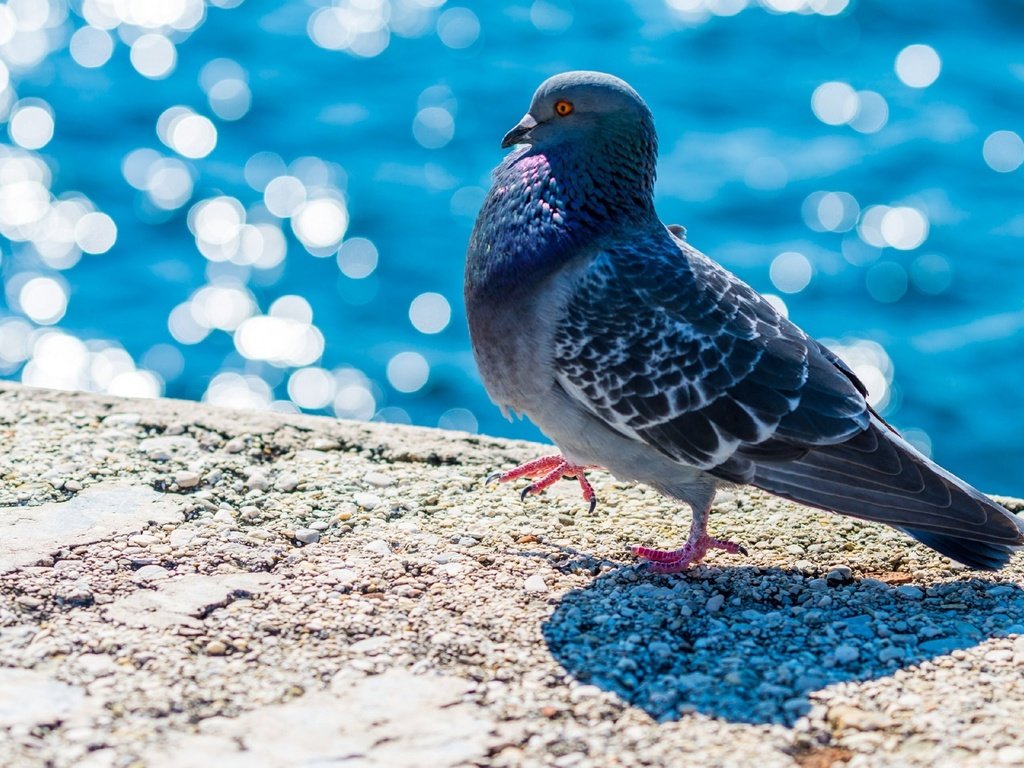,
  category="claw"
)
[632,534,747,573]
[484,454,601,511]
